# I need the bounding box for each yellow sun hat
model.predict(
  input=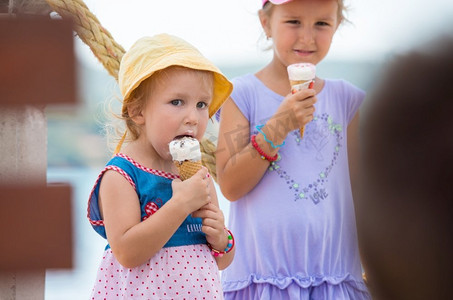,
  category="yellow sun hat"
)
[114,33,233,154]
[118,33,232,118]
